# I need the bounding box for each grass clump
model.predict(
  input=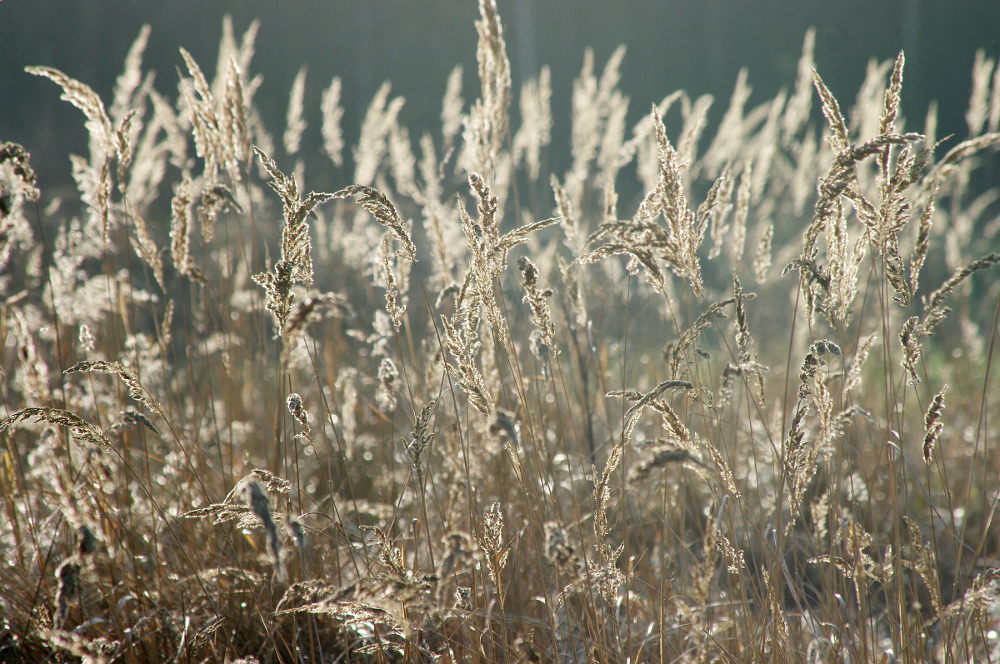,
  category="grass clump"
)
[3,3,1000,662]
